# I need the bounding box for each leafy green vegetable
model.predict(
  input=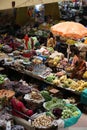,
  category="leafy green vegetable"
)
[44,97,66,110]
[46,111,56,119]
[40,90,52,101]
